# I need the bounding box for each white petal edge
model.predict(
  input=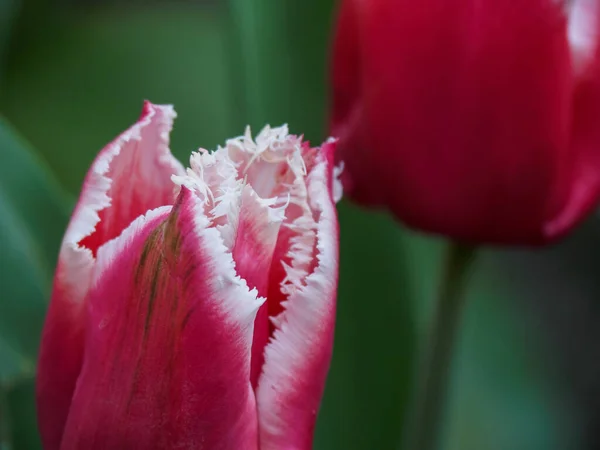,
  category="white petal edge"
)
[92,205,173,285]
[58,103,182,305]
[256,153,339,446]
[92,189,266,354]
